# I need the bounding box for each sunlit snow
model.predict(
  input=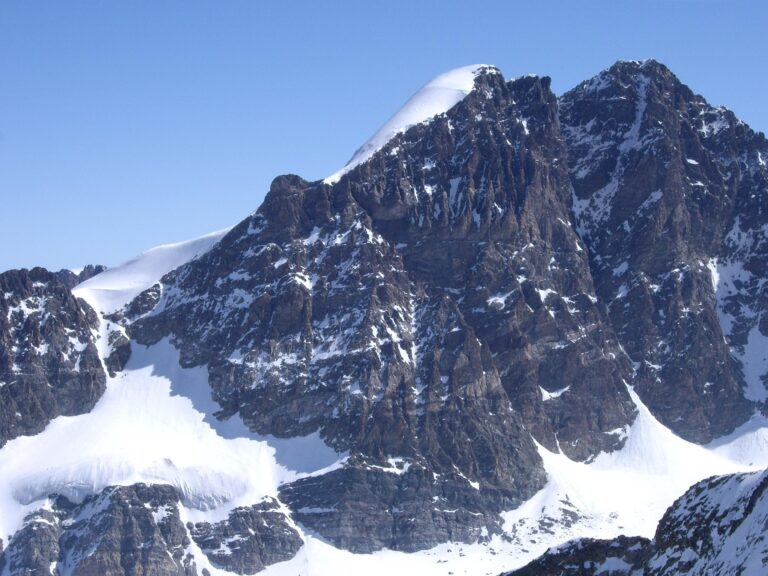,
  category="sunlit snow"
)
[324,64,495,184]
[73,227,231,314]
